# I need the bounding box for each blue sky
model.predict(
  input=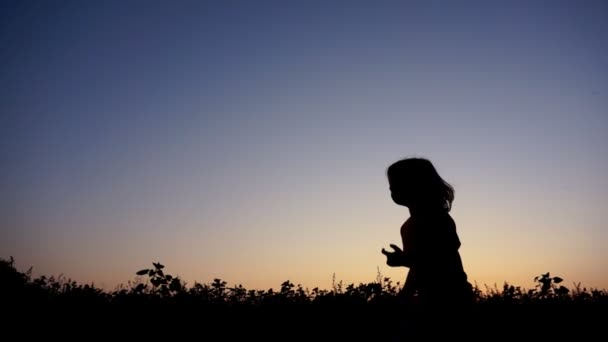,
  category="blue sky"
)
[1,0,607,290]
